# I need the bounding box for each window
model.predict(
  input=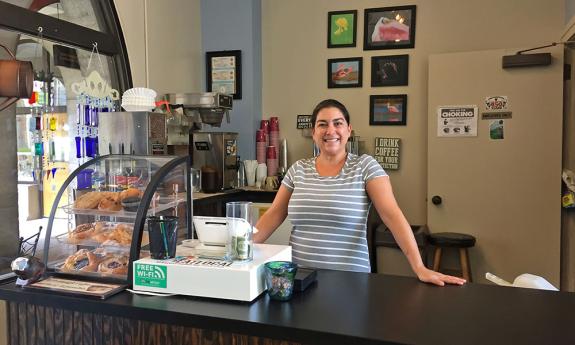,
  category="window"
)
[0,0,131,276]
